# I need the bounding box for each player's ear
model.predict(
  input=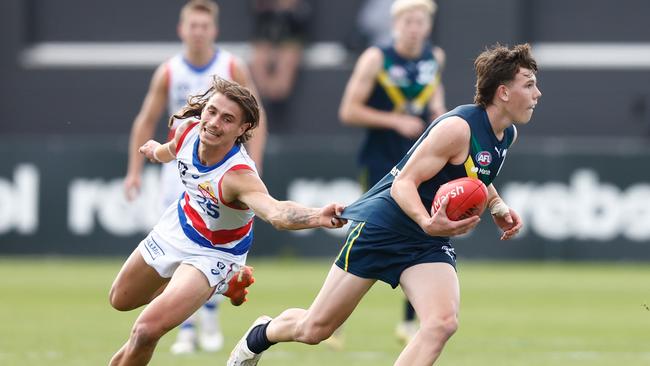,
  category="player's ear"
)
[497,84,509,102]
[238,121,251,137]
